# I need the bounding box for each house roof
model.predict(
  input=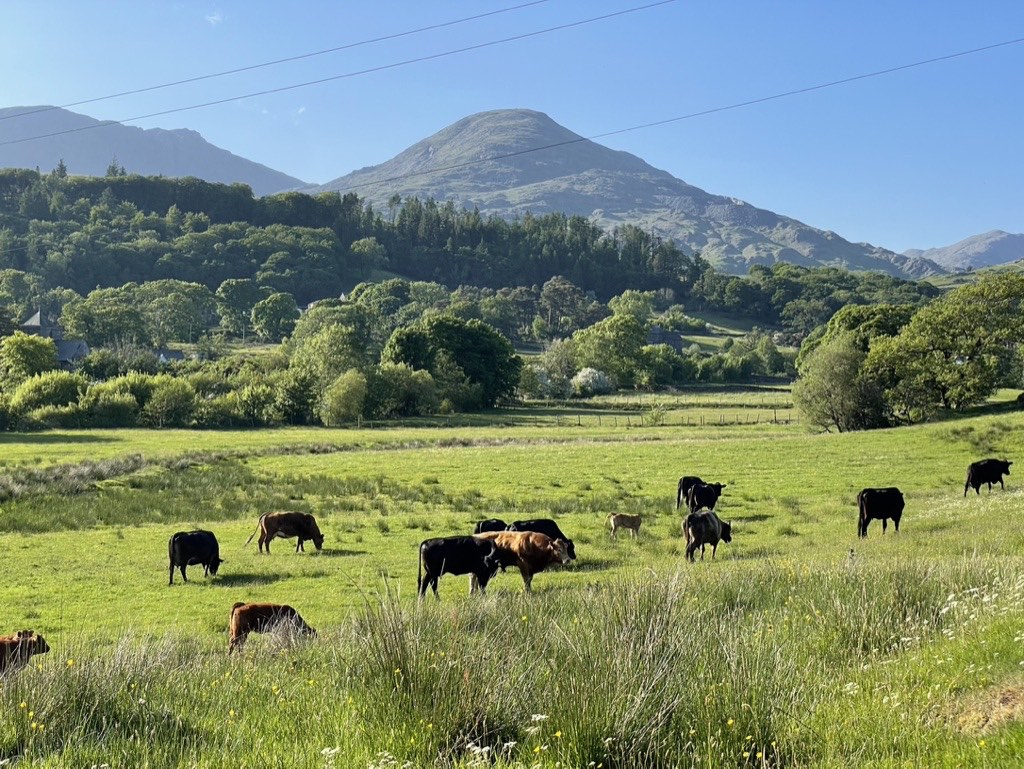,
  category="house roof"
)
[56,340,90,362]
[21,310,42,328]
